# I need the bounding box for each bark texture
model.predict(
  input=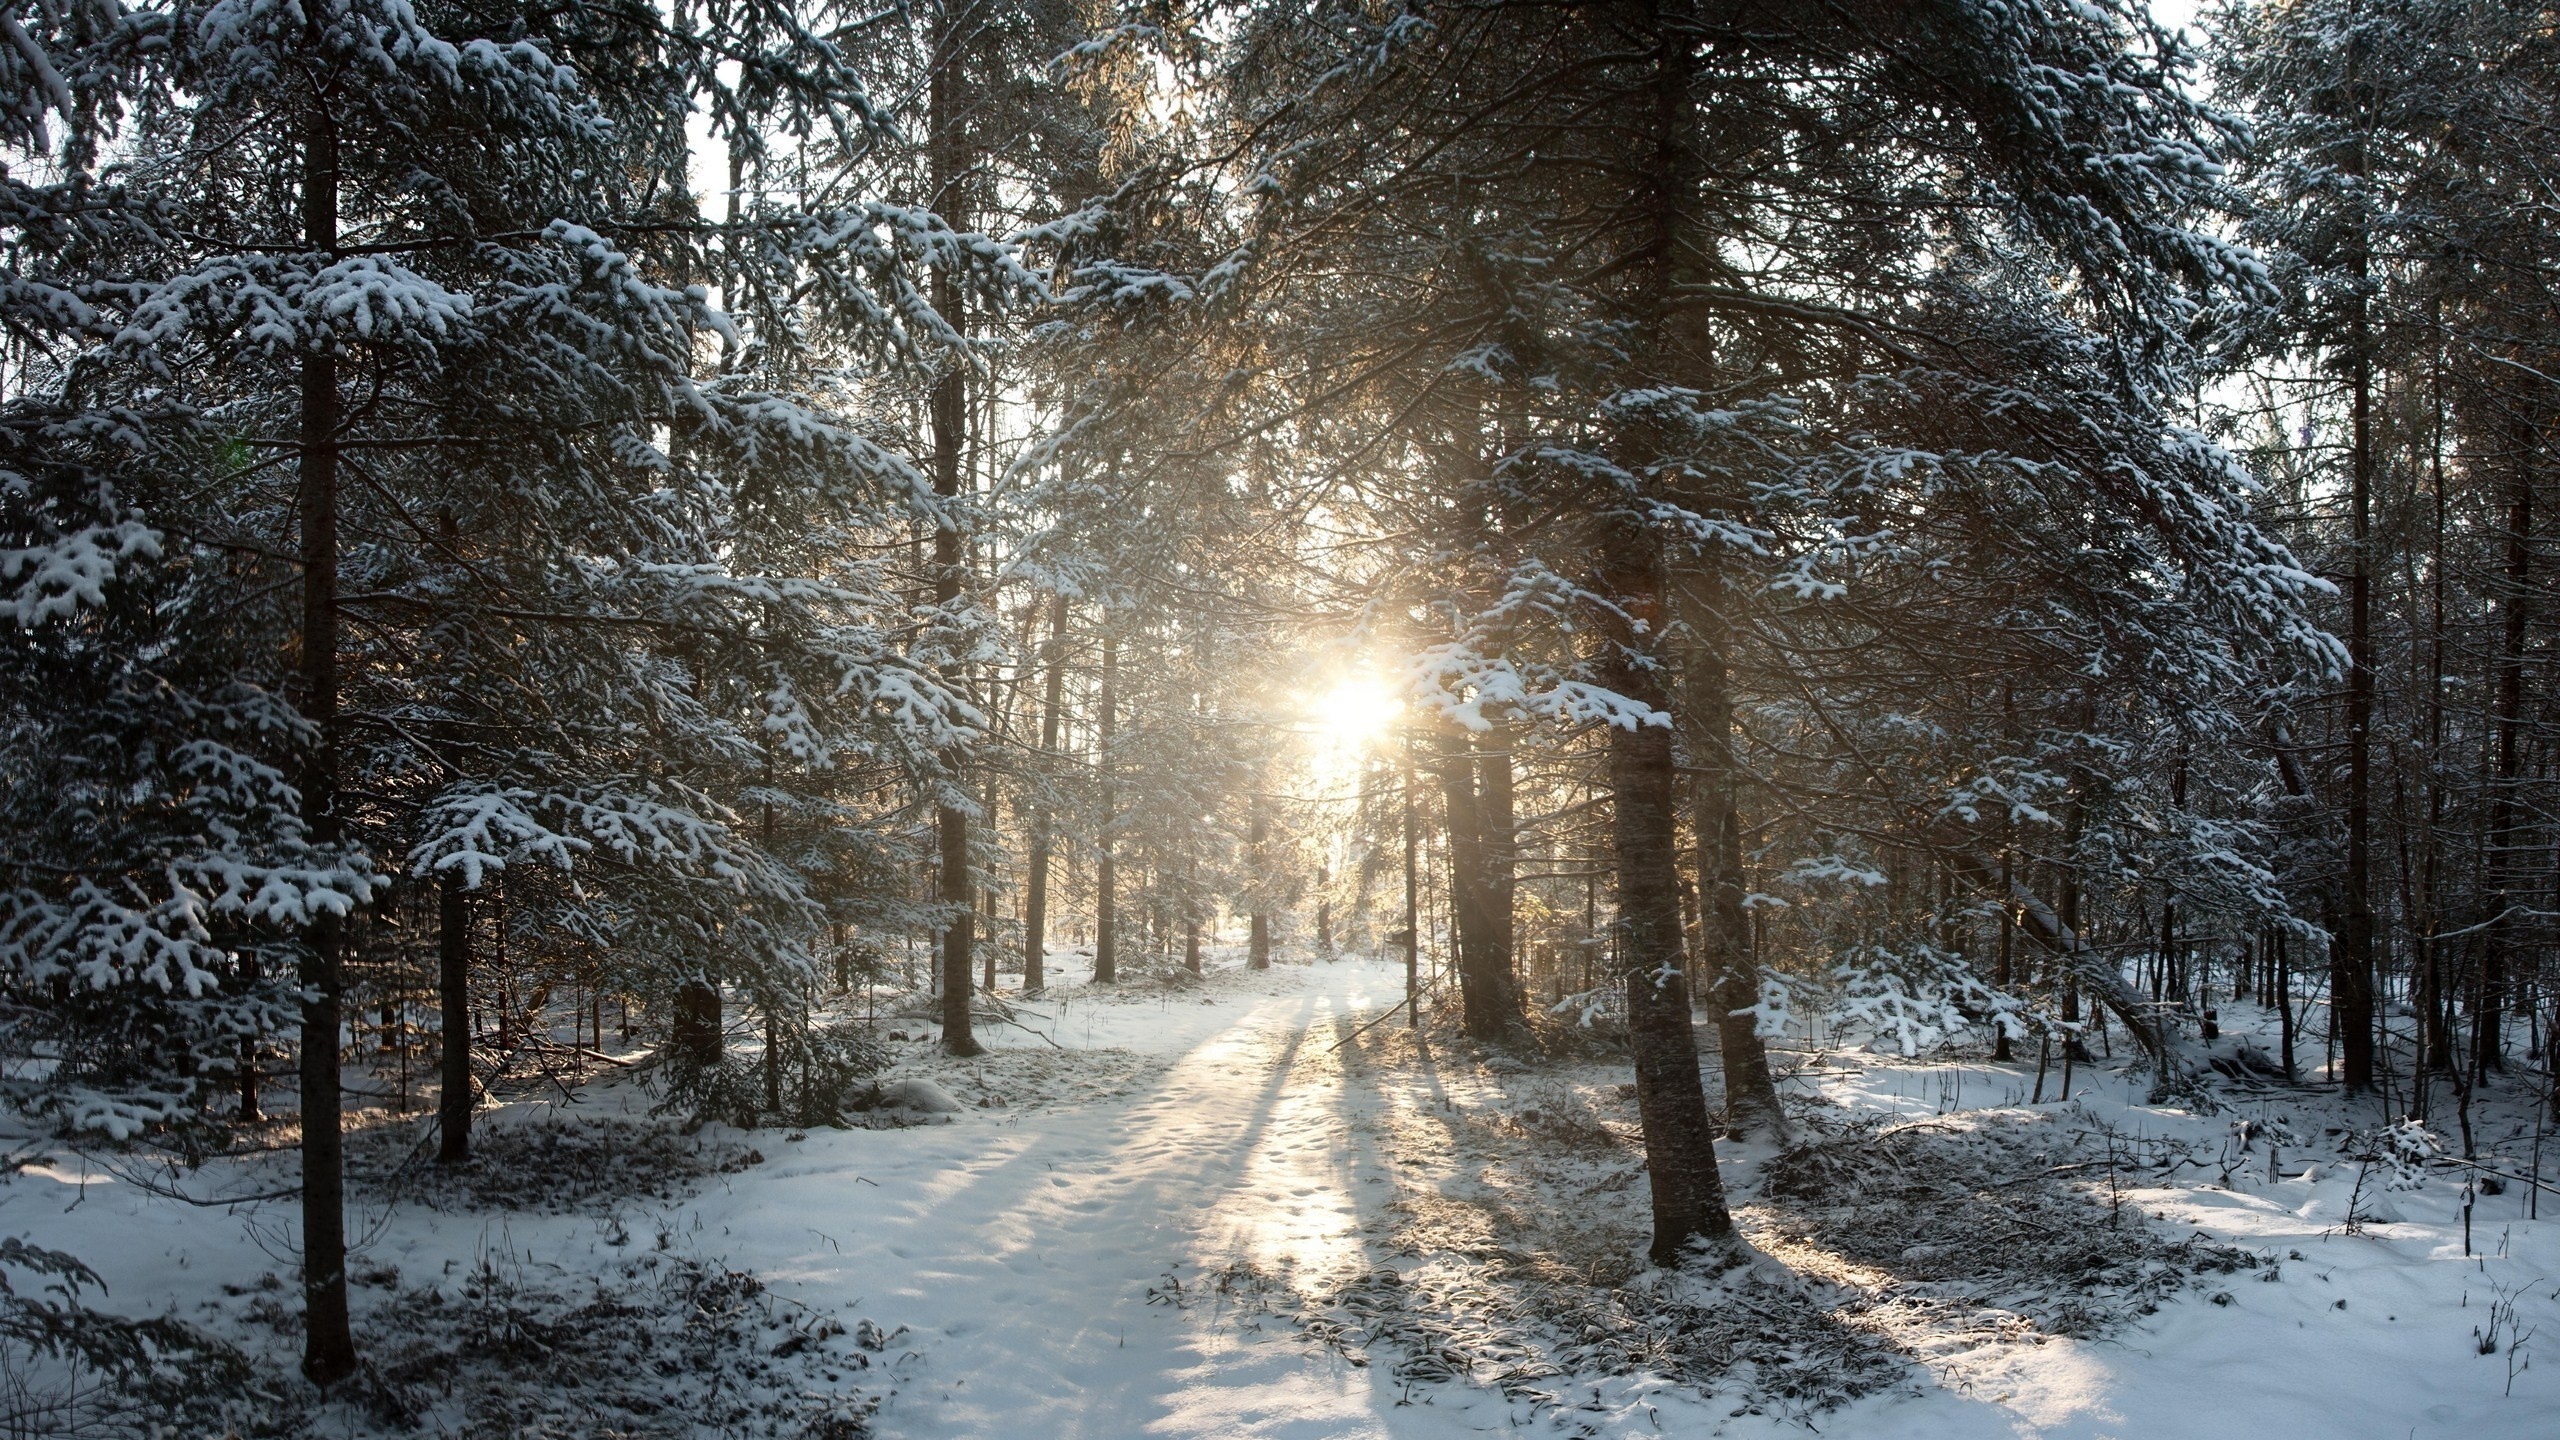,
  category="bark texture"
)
[1608,633,1739,1265]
